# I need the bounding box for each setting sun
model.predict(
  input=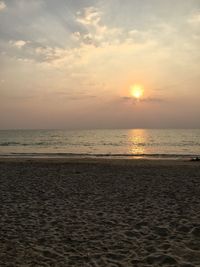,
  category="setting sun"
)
[130,84,144,99]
